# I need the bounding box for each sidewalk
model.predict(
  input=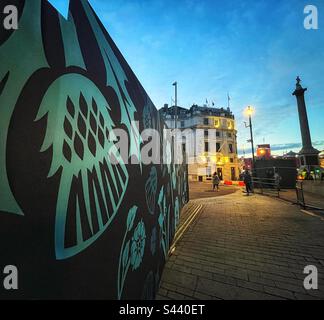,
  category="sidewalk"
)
[258,188,324,212]
[278,189,324,210]
[157,191,324,300]
[189,181,238,200]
